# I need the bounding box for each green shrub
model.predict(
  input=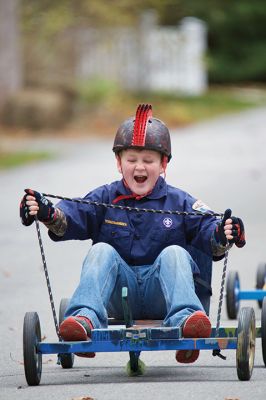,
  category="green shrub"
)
[76,78,121,105]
